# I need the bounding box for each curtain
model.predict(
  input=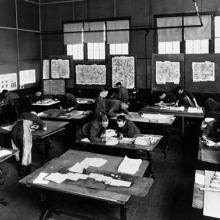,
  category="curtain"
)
[63,23,83,45]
